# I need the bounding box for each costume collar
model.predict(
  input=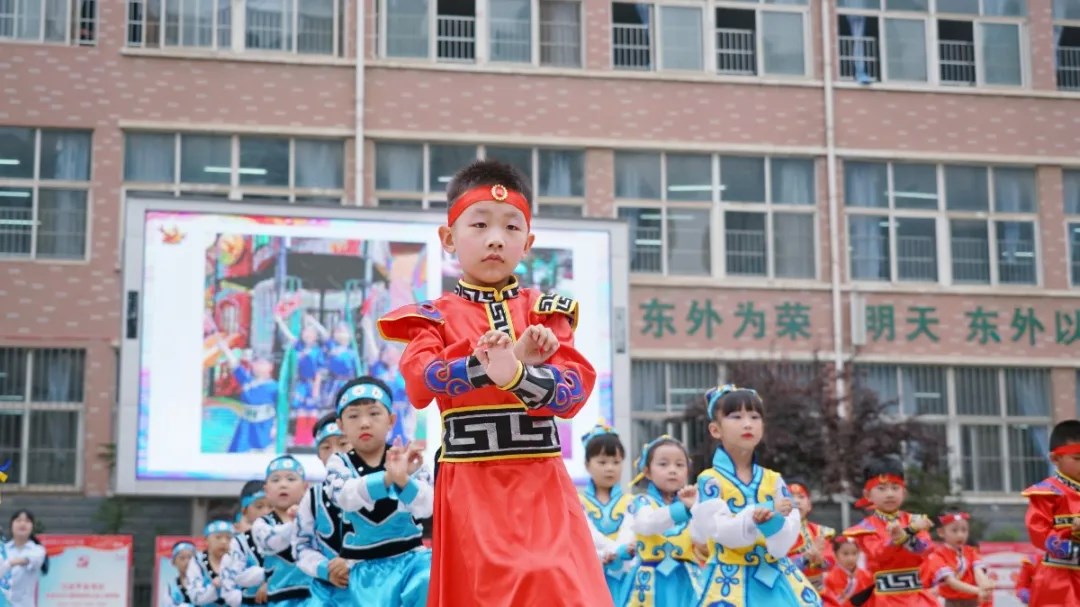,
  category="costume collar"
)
[873,509,900,523]
[712,446,757,477]
[1057,469,1080,492]
[586,480,623,503]
[454,277,521,303]
[645,482,673,504]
